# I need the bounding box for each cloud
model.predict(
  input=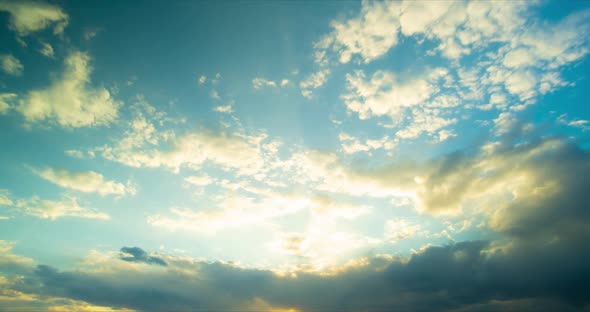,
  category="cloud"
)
[16,51,121,128]
[119,247,167,267]
[338,132,396,155]
[299,69,329,98]
[0,93,16,114]
[198,75,206,84]
[385,219,422,242]
[0,190,13,206]
[558,114,590,131]
[213,104,233,113]
[209,89,221,100]
[8,195,109,220]
[184,174,214,187]
[307,1,589,139]
[253,77,277,89]
[147,192,310,233]
[343,68,456,140]
[0,0,68,36]
[39,41,54,57]
[329,1,401,63]
[32,167,135,196]
[0,54,23,76]
[0,243,133,312]
[98,126,280,179]
[253,77,290,89]
[2,233,586,312]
